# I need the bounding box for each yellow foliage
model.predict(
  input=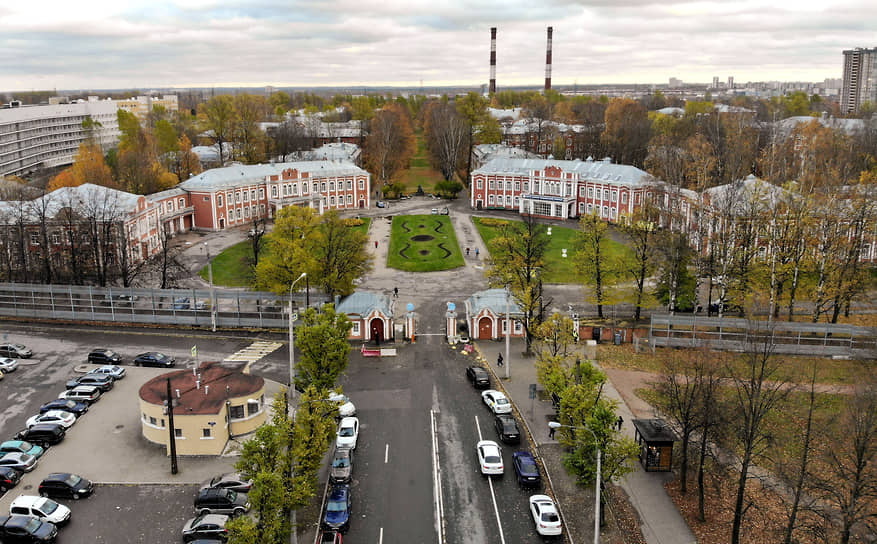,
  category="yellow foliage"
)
[477,217,509,227]
[47,169,80,191]
[343,218,364,227]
